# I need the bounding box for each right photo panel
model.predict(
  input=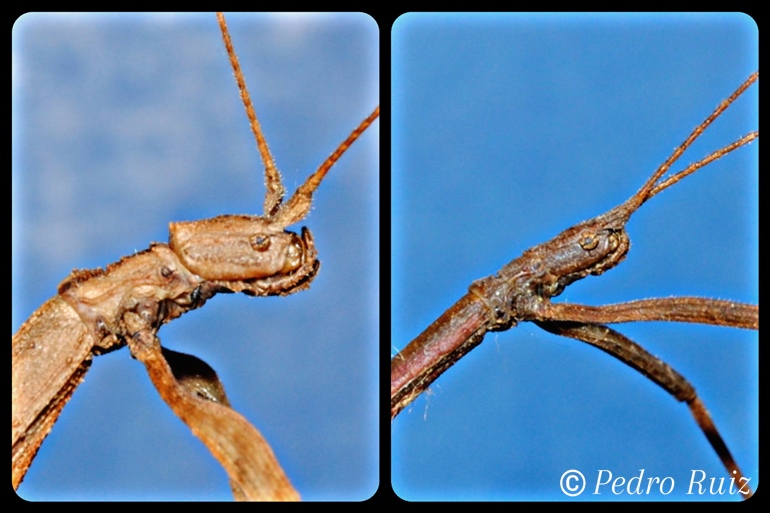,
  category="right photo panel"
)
[391,12,758,501]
